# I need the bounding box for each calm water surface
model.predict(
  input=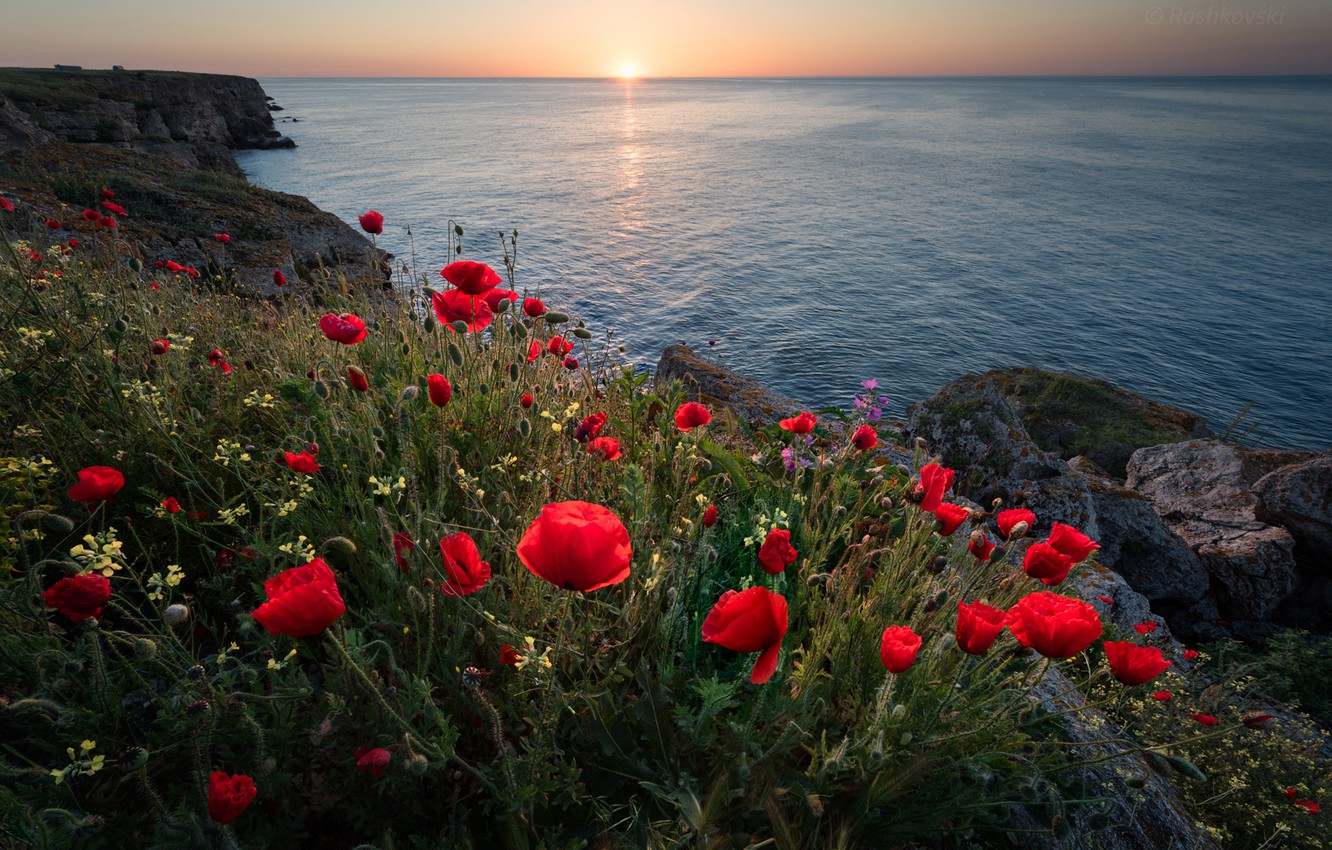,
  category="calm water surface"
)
[237,77,1332,449]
